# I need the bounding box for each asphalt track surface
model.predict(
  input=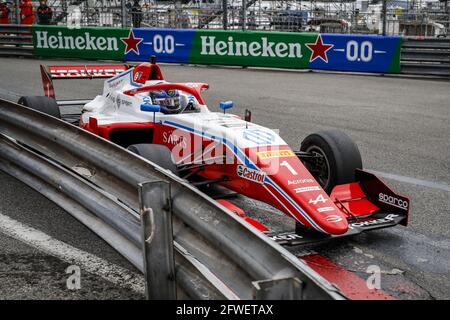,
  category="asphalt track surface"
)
[0,57,449,299]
